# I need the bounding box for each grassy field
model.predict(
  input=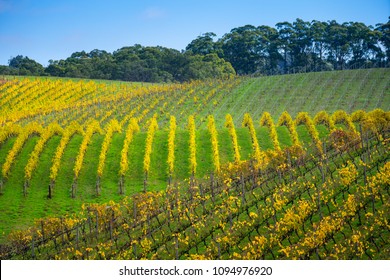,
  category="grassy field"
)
[0,68,388,245]
[0,125,328,237]
[1,124,388,260]
[2,68,388,129]
[212,68,389,126]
